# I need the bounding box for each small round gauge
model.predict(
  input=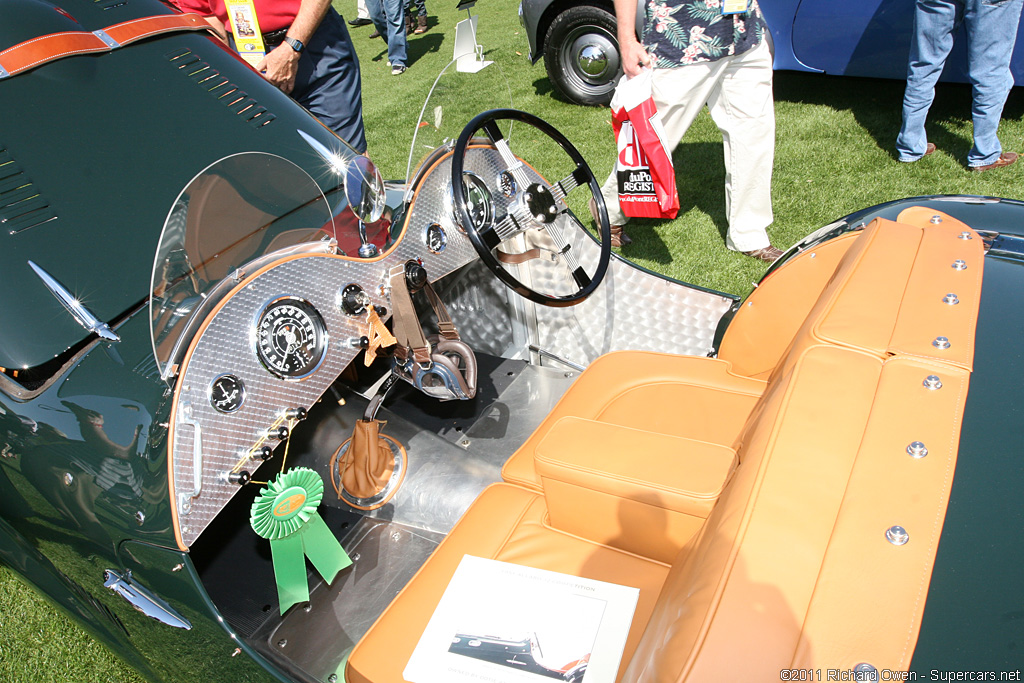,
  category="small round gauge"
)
[209,374,246,413]
[254,297,328,379]
[425,223,447,253]
[498,170,517,198]
[449,172,494,233]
